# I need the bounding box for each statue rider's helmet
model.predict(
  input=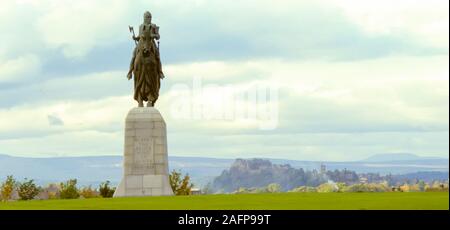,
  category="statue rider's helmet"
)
[143,11,152,24]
